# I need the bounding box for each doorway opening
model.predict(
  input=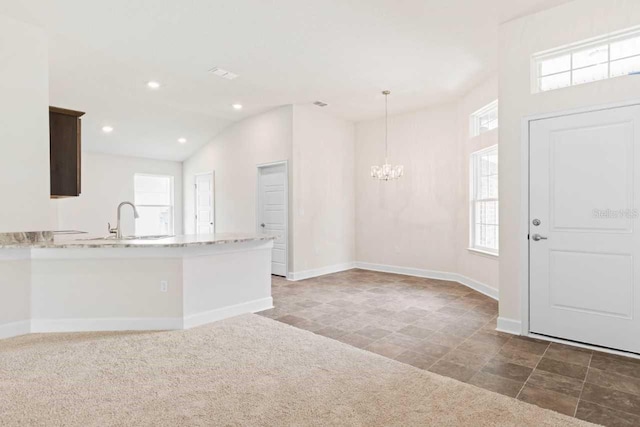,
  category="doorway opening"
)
[194,172,214,235]
[522,100,640,354]
[257,161,288,277]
